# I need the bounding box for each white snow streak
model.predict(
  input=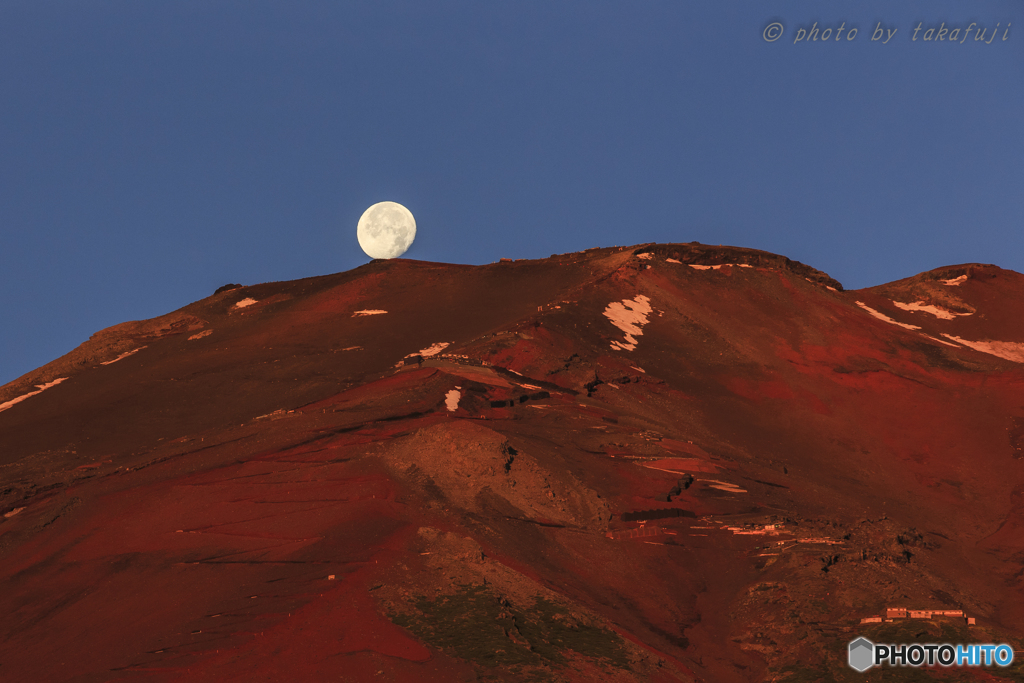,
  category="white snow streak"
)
[665,258,681,264]
[940,335,1024,363]
[604,295,653,351]
[704,479,747,494]
[352,309,387,317]
[234,298,257,309]
[688,263,752,271]
[855,302,921,330]
[892,301,970,320]
[920,334,961,348]
[445,389,461,412]
[100,346,146,365]
[636,253,653,260]
[941,275,968,286]
[0,378,68,414]
[188,330,212,341]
